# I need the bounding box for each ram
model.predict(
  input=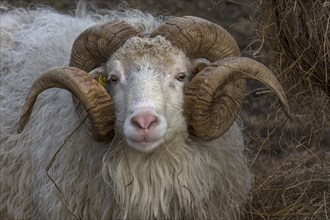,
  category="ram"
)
[0,5,289,219]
